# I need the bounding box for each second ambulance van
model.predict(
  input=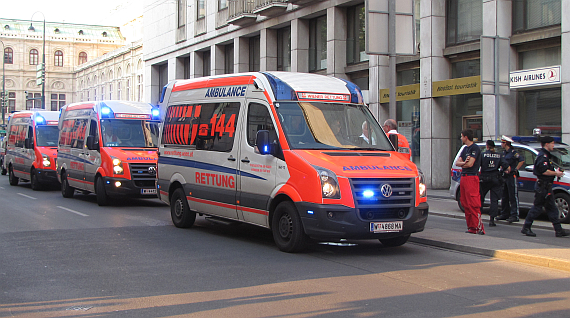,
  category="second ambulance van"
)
[4,110,60,190]
[157,72,428,252]
[57,100,160,205]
